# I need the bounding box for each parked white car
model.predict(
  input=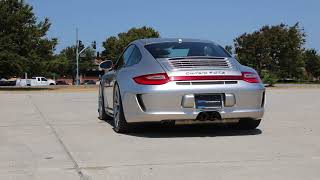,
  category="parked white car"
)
[19,77,56,86]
